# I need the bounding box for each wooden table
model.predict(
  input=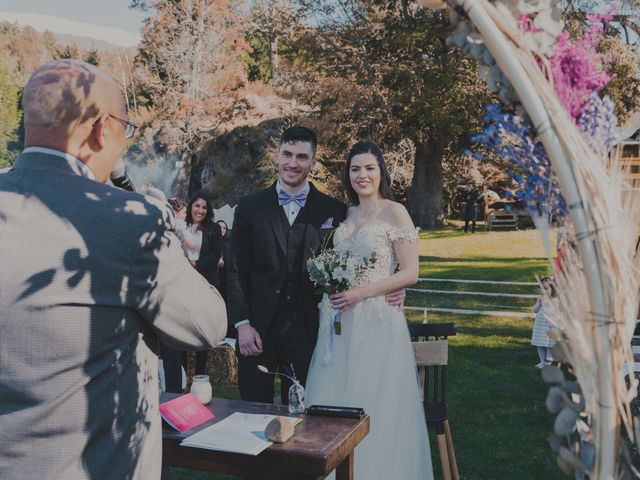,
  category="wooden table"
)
[161,393,370,480]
